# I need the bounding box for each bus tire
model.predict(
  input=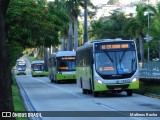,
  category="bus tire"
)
[56,80,60,84]
[51,79,54,83]
[93,91,99,97]
[127,90,133,96]
[82,89,87,94]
